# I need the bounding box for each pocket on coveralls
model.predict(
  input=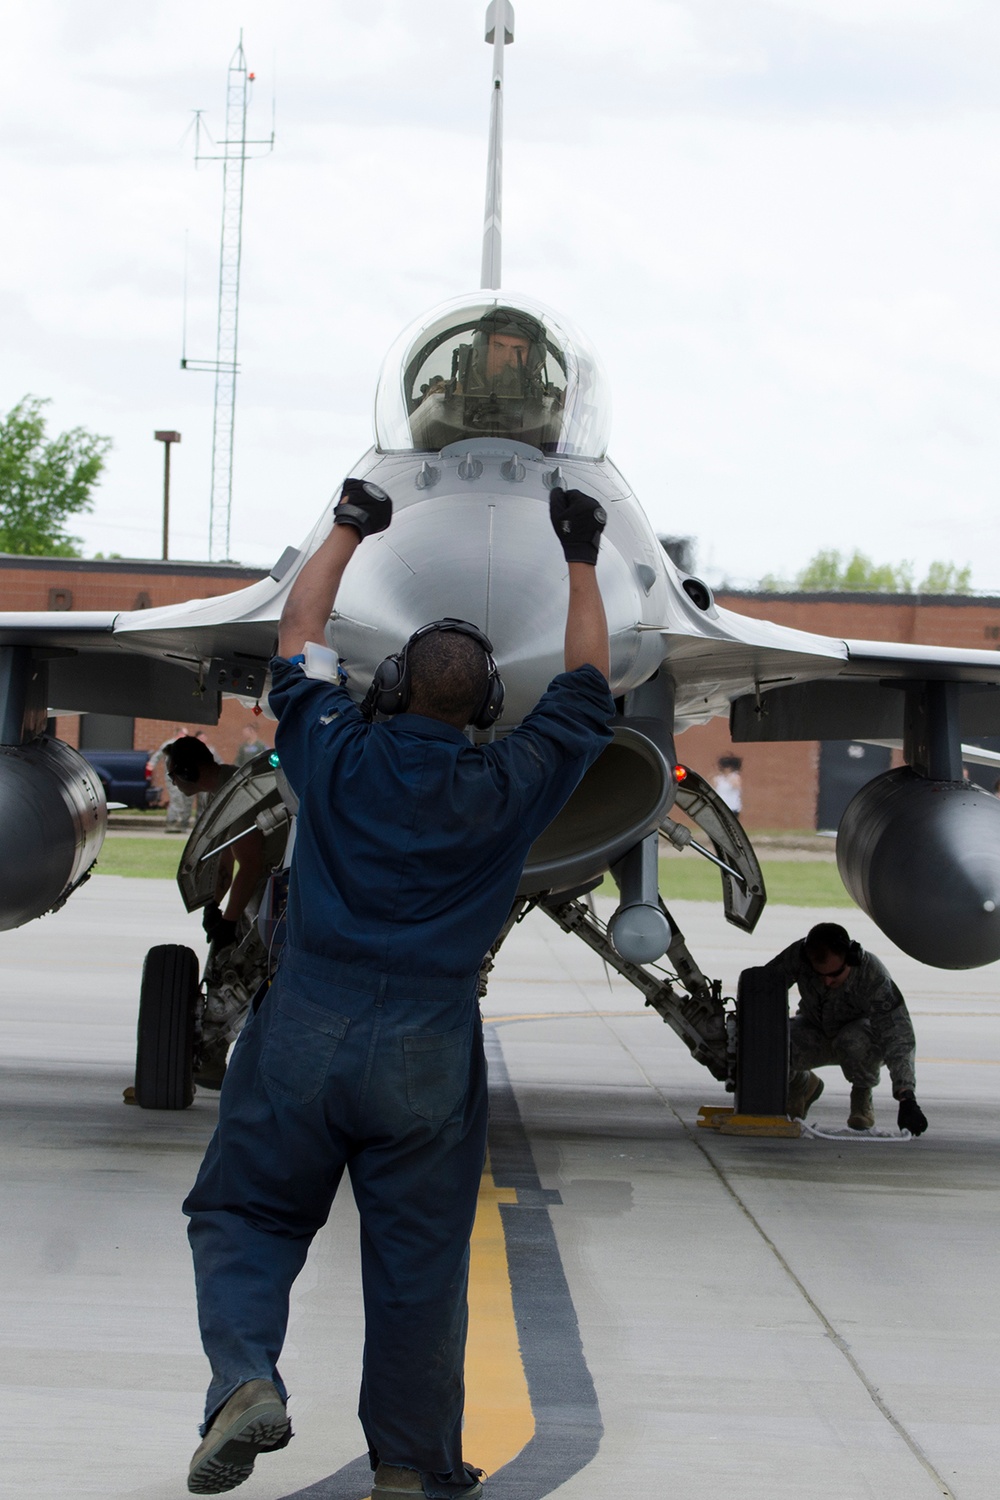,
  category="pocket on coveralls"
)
[260,987,350,1104]
[403,1024,471,1121]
